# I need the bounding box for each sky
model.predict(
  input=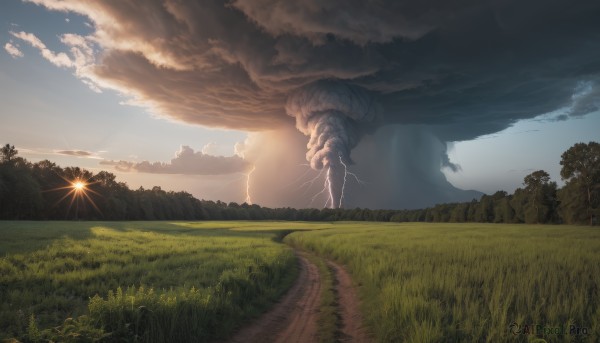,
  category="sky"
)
[1,0,599,209]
